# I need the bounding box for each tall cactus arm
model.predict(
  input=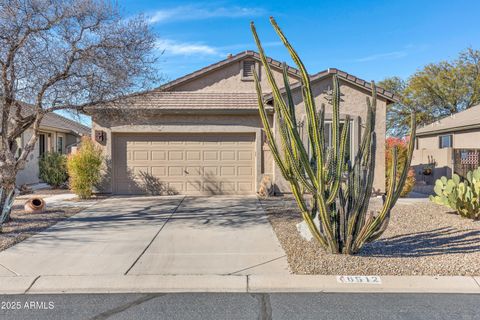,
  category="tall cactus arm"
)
[277,111,317,193]
[391,111,417,204]
[254,72,290,179]
[330,76,341,178]
[327,115,350,204]
[352,146,398,251]
[281,63,301,163]
[268,18,324,185]
[251,22,318,187]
